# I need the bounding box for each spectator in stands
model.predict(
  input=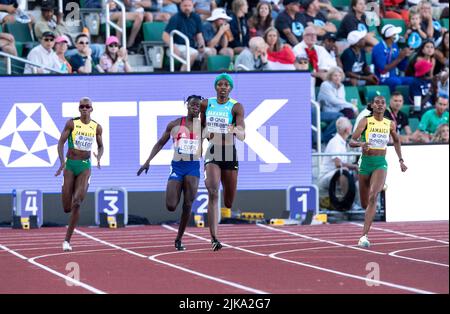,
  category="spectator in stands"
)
[436,67,449,98]
[34,1,69,40]
[318,0,343,21]
[138,1,172,22]
[318,116,359,203]
[294,52,309,70]
[318,66,357,119]
[321,32,342,69]
[69,33,94,74]
[336,0,378,47]
[406,39,437,76]
[161,0,182,15]
[418,0,445,43]
[0,31,17,55]
[435,31,449,73]
[54,35,72,73]
[248,1,273,38]
[405,8,428,51]
[431,123,449,143]
[274,0,304,46]
[229,0,250,54]
[97,36,133,73]
[264,26,296,70]
[234,36,269,70]
[0,0,17,24]
[372,24,414,92]
[300,0,336,39]
[163,0,215,71]
[341,30,379,86]
[203,7,234,58]
[410,59,434,112]
[411,95,449,142]
[24,31,60,74]
[386,92,413,143]
[383,0,409,23]
[293,26,334,82]
[194,0,217,20]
